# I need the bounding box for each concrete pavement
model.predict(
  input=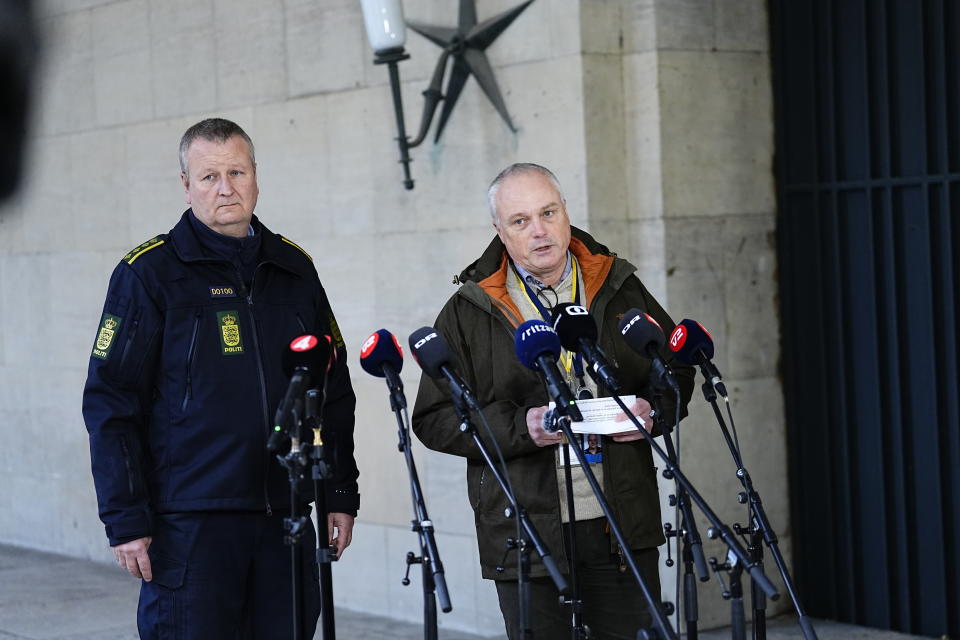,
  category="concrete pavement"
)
[0,544,932,639]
